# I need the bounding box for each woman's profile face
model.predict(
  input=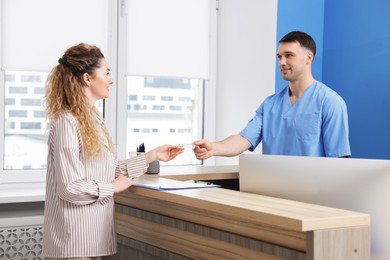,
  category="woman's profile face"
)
[86,58,114,103]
